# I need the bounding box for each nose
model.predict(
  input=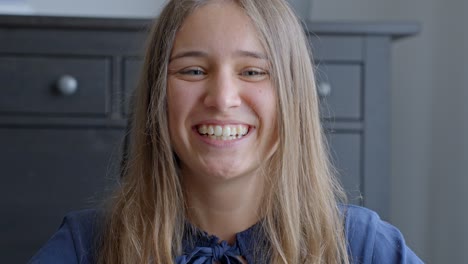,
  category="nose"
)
[203,70,241,111]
